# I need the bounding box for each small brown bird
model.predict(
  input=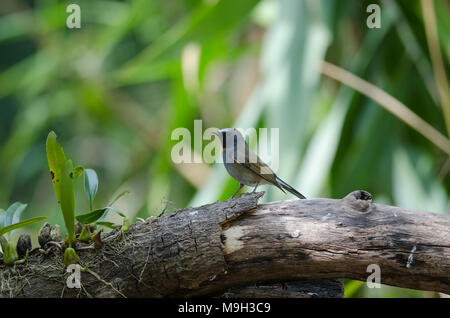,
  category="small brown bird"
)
[213,128,306,199]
